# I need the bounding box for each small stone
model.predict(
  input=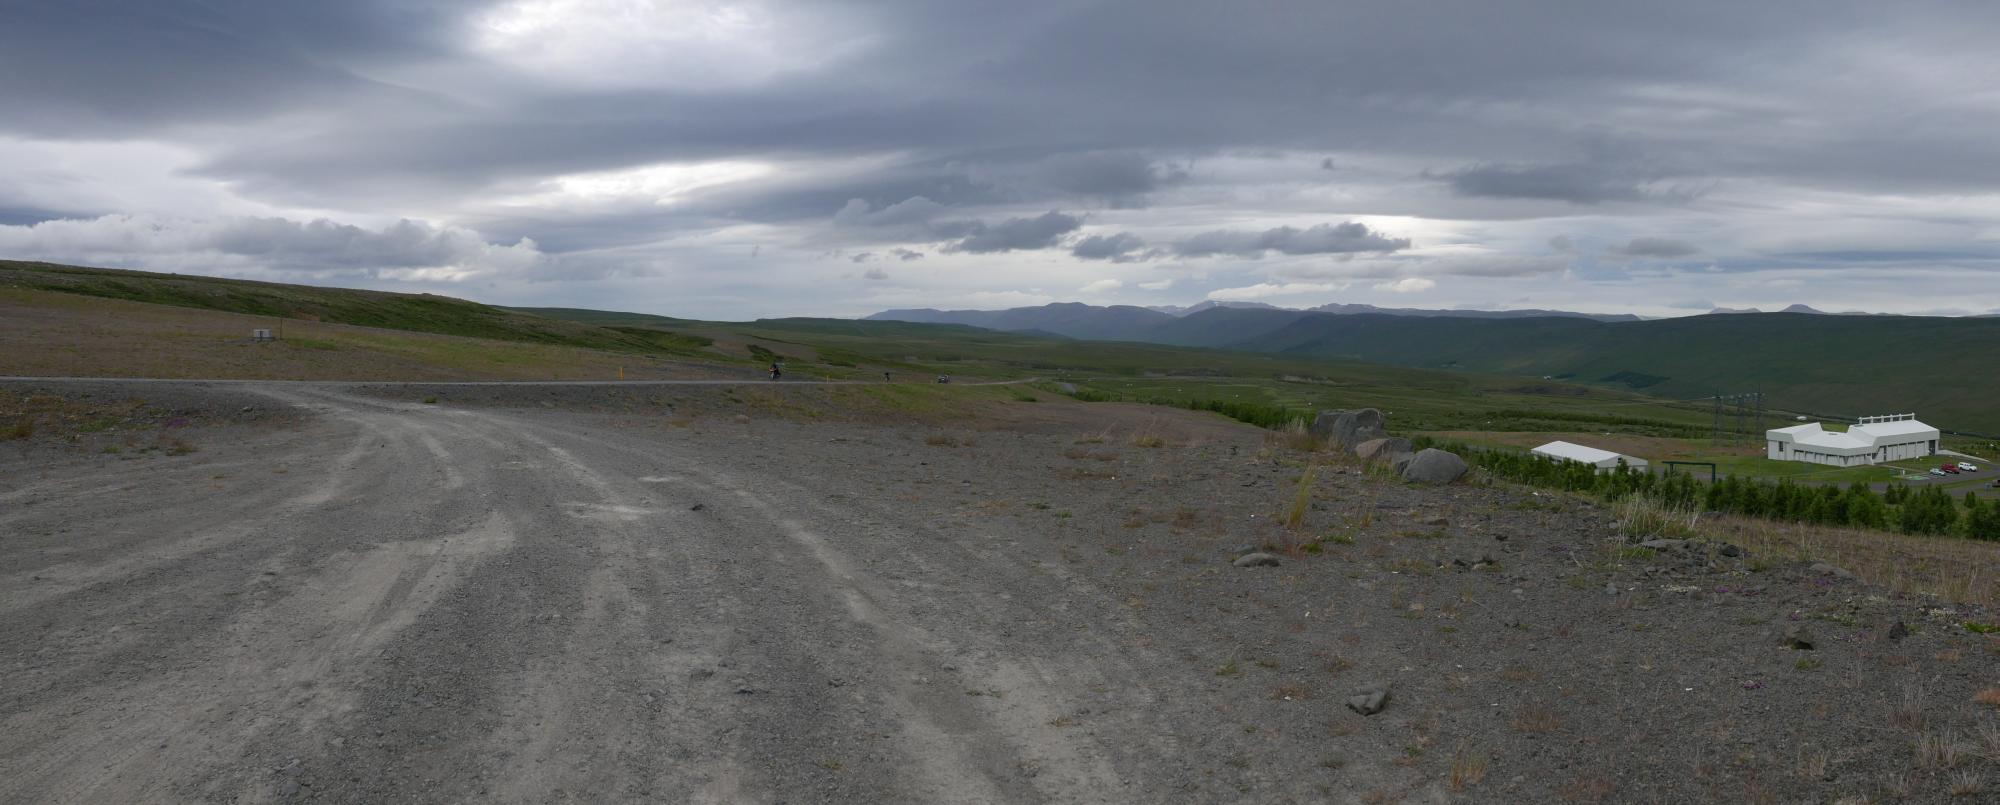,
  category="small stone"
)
[1809,562,1853,579]
[690,503,706,511]
[1719,543,1744,558]
[734,687,756,695]
[1346,683,1391,715]
[1228,544,1258,556]
[1423,516,1450,527]
[1233,552,1282,568]
[1886,621,1911,641]
[1639,539,1688,551]
[1604,581,1619,596]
